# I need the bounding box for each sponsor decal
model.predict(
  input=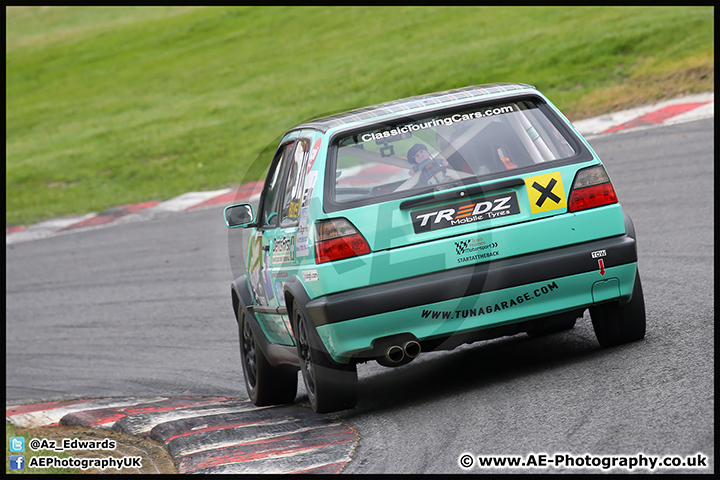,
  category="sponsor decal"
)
[274,281,286,303]
[302,270,319,282]
[263,249,275,301]
[296,211,311,258]
[524,171,567,214]
[296,171,318,258]
[287,200,301,219]
[455,237,500,264]
[420,281,560,320]
[272,235,296,264]
[455,237,496,255]
[360,105,517,143]
[306,138,322,174]
[248,233,272,306]
[411,192,520,233]
[457,250,500,264]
